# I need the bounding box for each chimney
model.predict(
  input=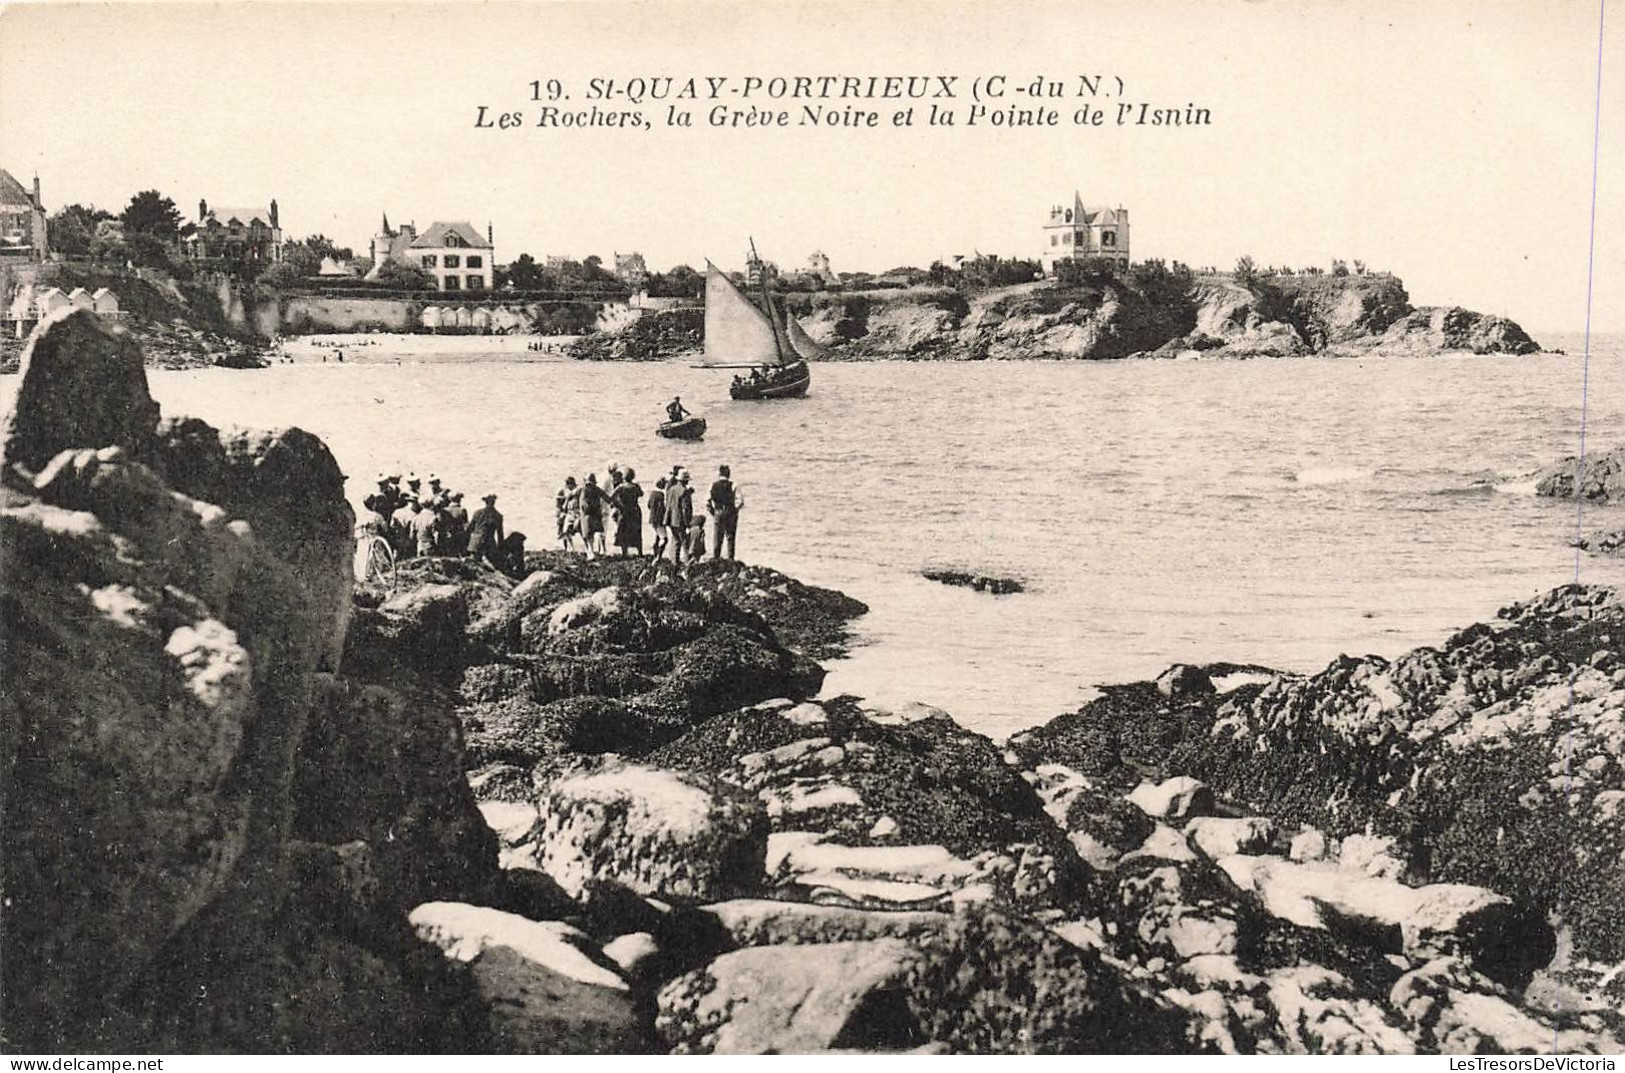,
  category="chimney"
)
[32,174,41,206]
[199,198,208,221]
[487,221,493,245]
[269,199,279,227]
